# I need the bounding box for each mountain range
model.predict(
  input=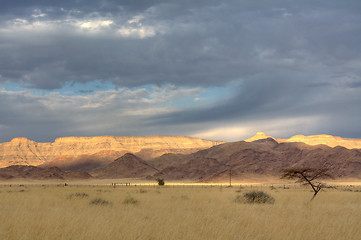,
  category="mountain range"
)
[0,136,224,167]
[1,132,361,181]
